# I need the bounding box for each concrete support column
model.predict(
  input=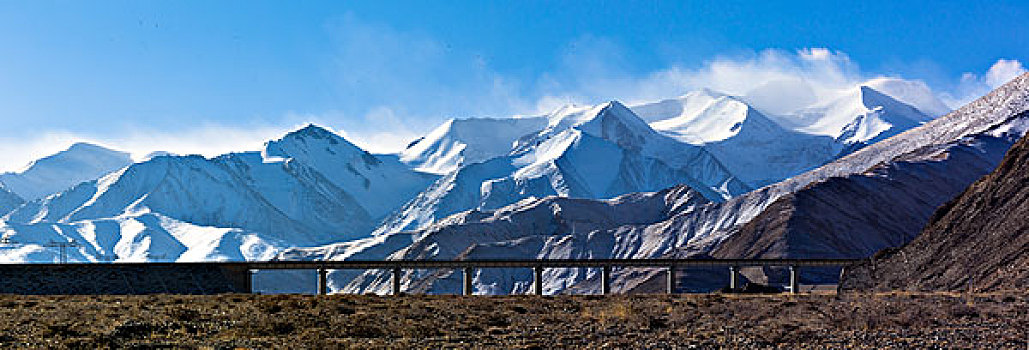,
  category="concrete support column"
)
[391,267,402,296]
[533,266,544,296]
[666,265,677,294]
[462,267,474,295]
[317,268,328,295]
[729,265,740,291]
[601,266,612,295]
[789,265,799,294]
[247,269,255,294]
